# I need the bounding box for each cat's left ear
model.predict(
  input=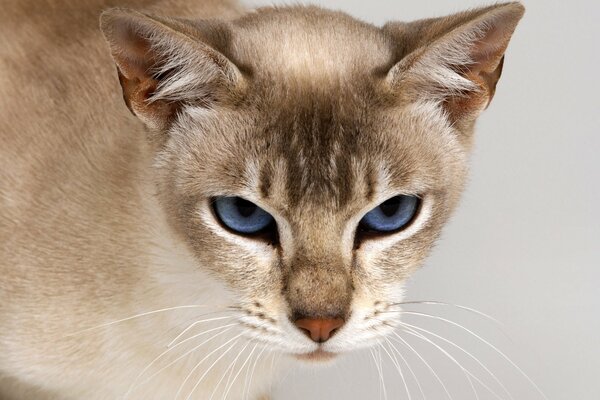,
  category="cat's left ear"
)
[383,2,525,124]
[100,9,244,130]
